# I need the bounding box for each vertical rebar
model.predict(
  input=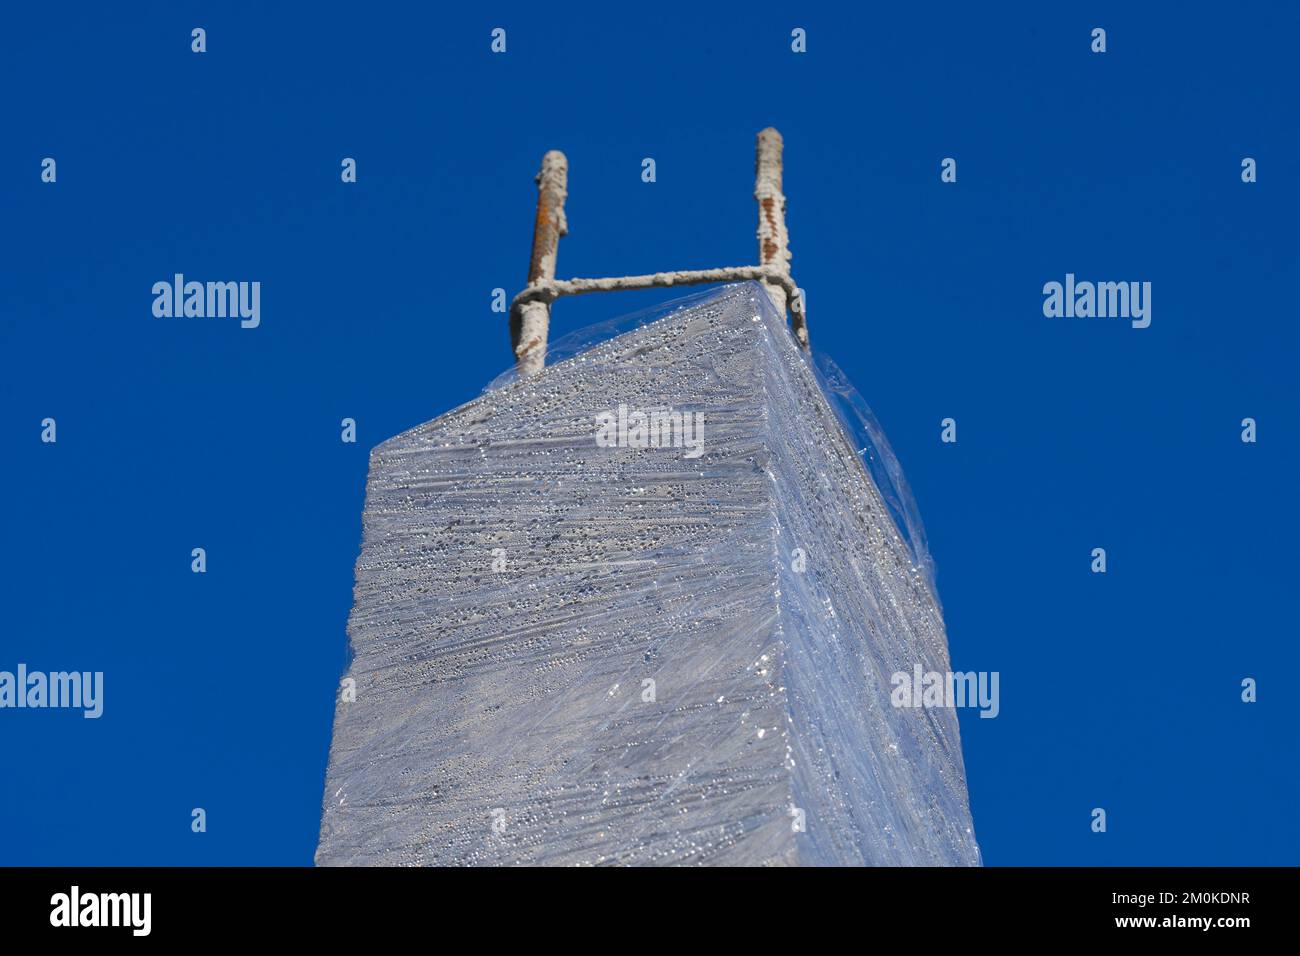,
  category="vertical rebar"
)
[513,149,568,376]
[755,127,806,347]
